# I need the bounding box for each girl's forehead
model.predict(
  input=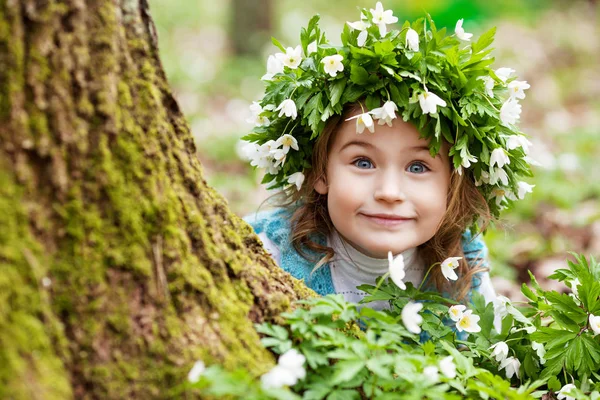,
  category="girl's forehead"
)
[335,117,429,148]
